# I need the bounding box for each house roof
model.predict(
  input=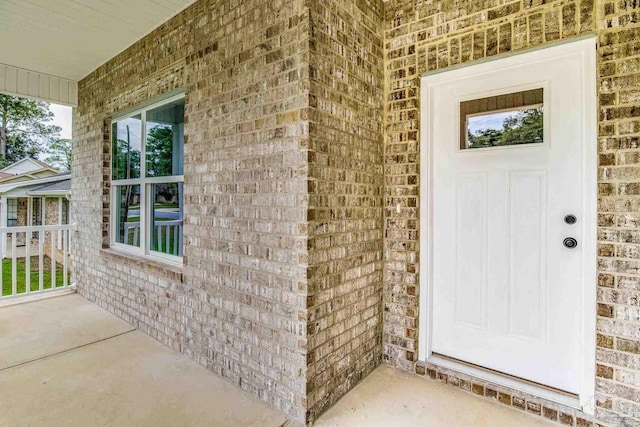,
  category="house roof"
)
[28,178,71,196]
[0,172,71,197]
[0,157,56,175]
